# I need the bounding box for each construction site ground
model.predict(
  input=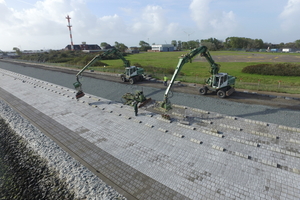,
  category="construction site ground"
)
[0,60,300,199]
[1,61,300,199]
